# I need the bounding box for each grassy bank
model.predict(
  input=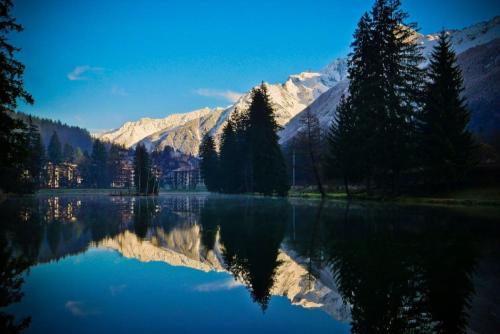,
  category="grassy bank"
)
[289,186,500,207]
